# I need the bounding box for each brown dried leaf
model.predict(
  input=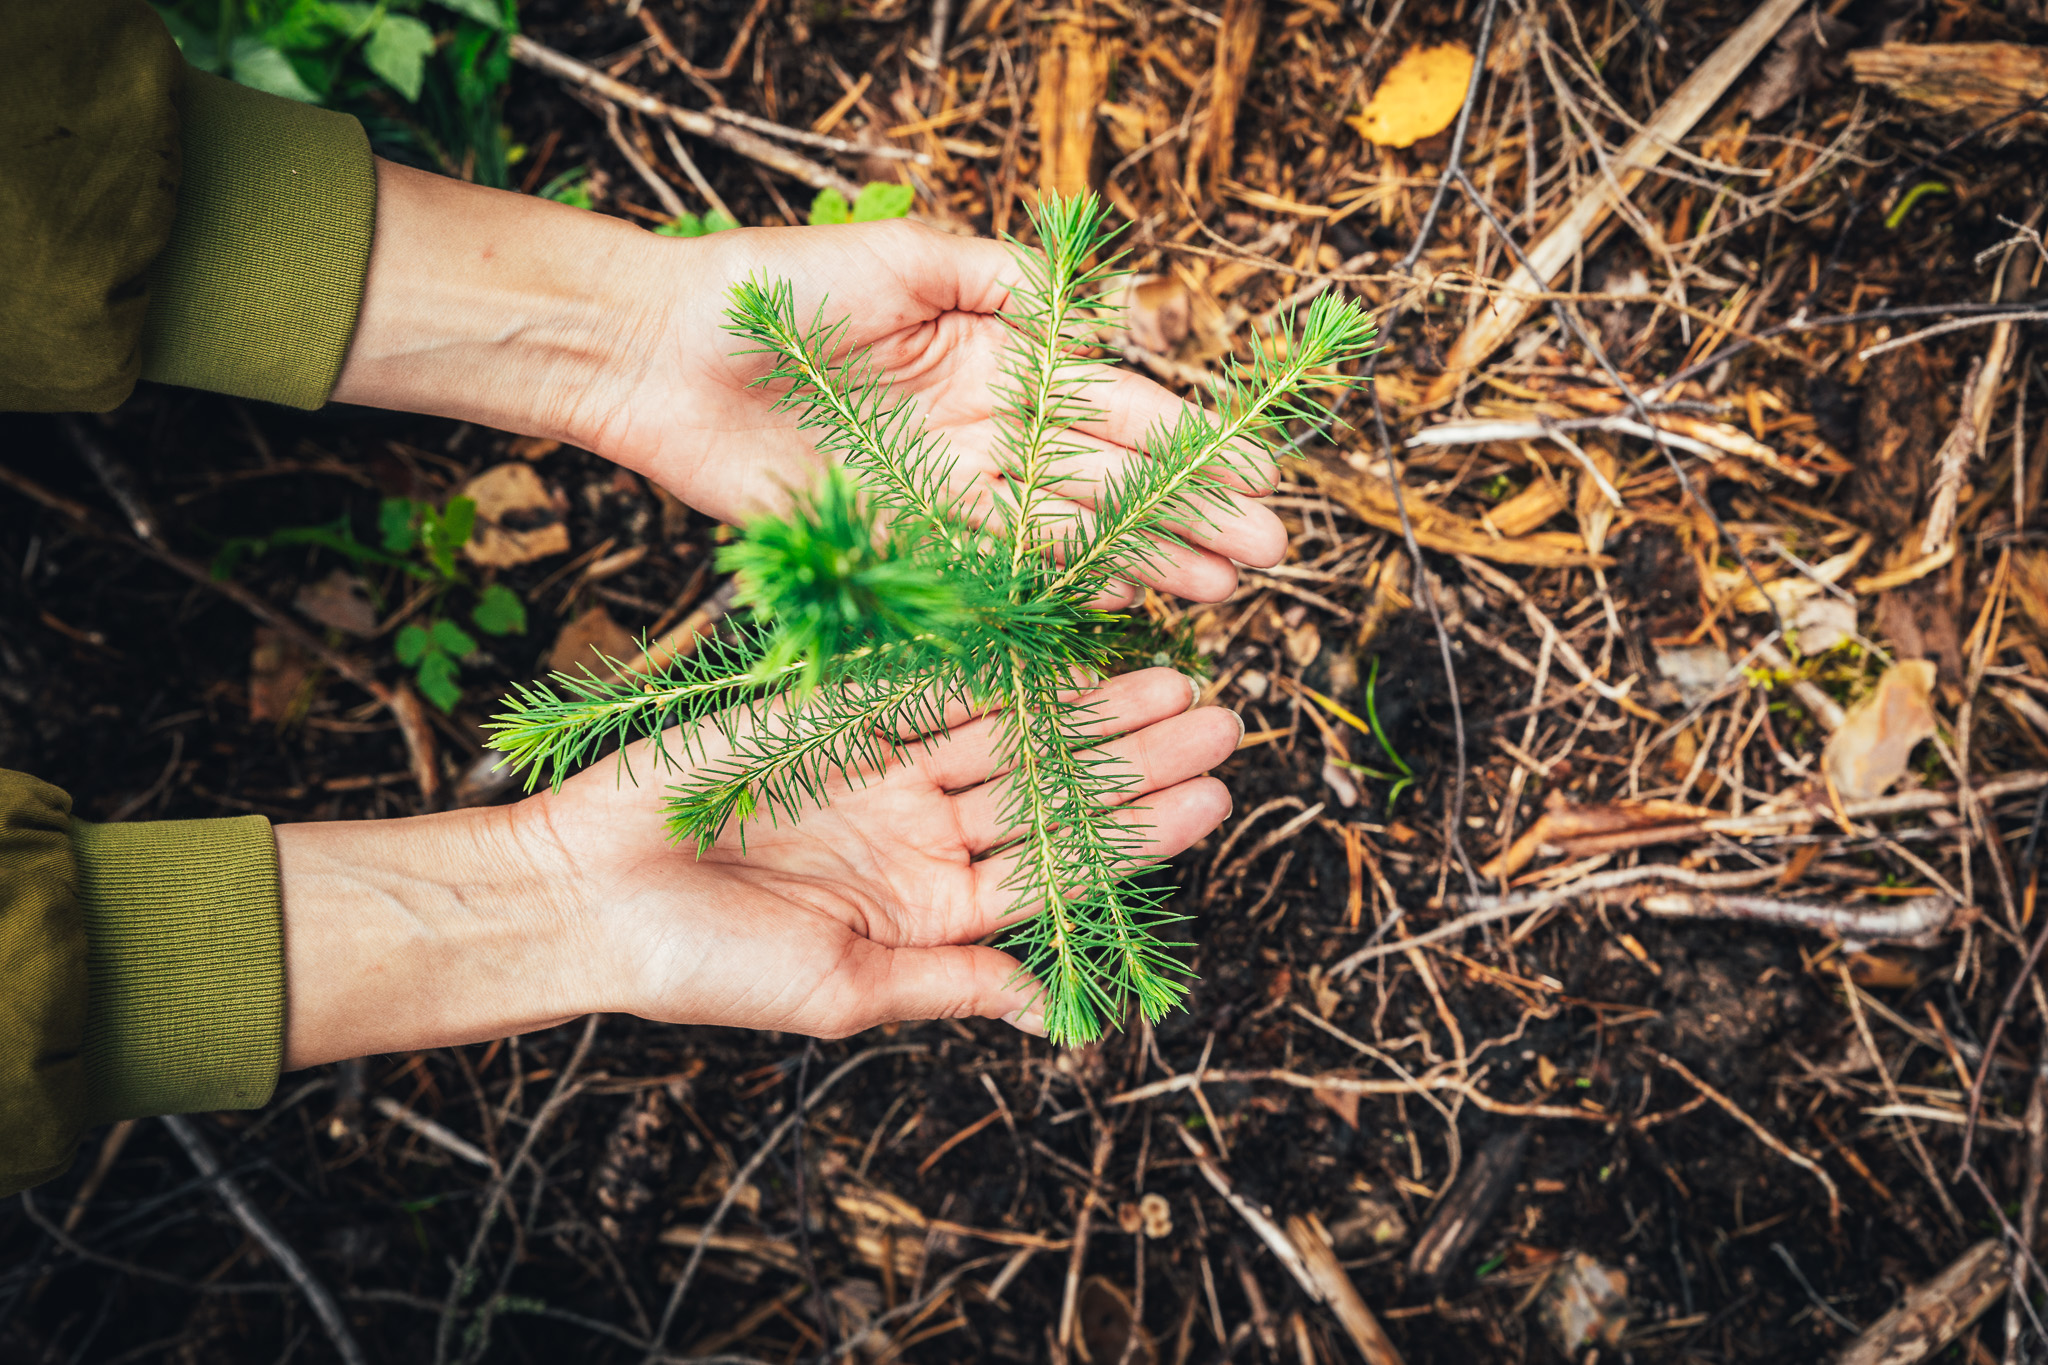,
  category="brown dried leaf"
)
[248,626,316,723]
[548,605,638,679]
[461,463,570,569]
[1824,660,1938,801]
[1119,274,1192,354]
[293,569,378,638]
